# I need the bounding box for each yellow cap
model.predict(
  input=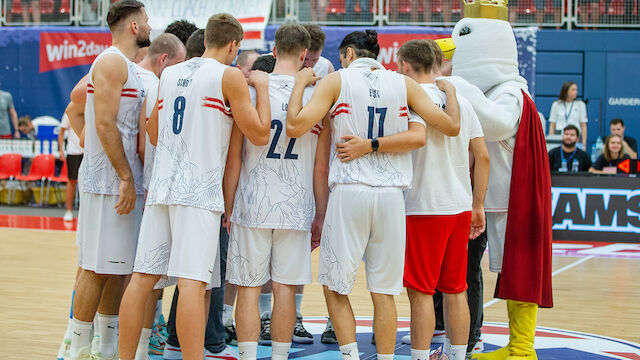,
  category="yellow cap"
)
[435,38,456,60]
[464,0,509,21]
